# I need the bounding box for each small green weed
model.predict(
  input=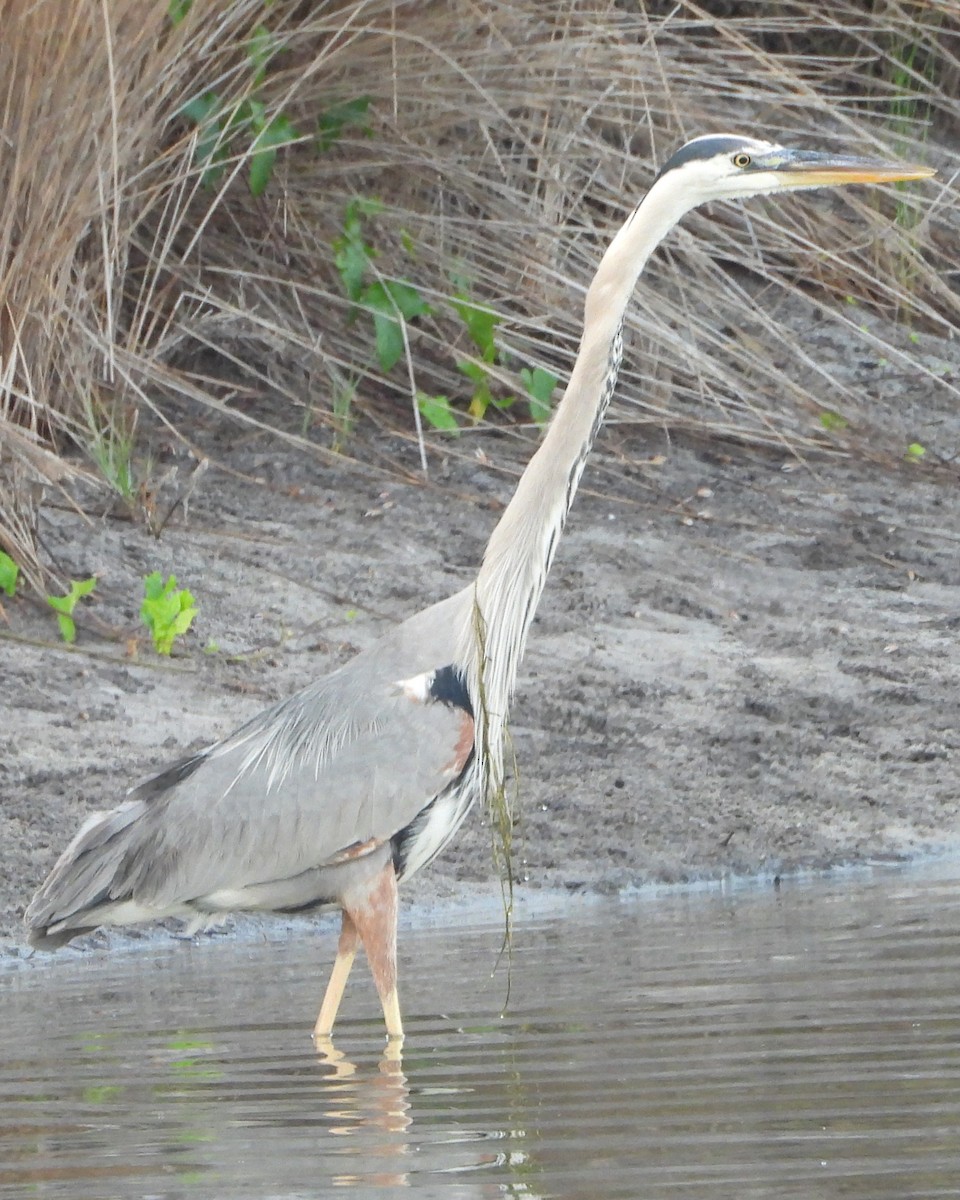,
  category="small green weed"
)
[905,442,926,463]
[888,36,934,232]
[453,290,501,421]
[47,578,97,644]
[0,551,19,597]
[333,198,431,372]
[453,282,558,426]
[141,572,198,655]
[175,4,298,197]
[819,410,850,433]
[317,96,372,152]
[87,423,138,505]
[81,390,146,511]
[331,377,358,452]
[417,393,460,434]
[520,366,558,427]
[883,31,936,307]
[332,207,558,436]
[174,4,371,195]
